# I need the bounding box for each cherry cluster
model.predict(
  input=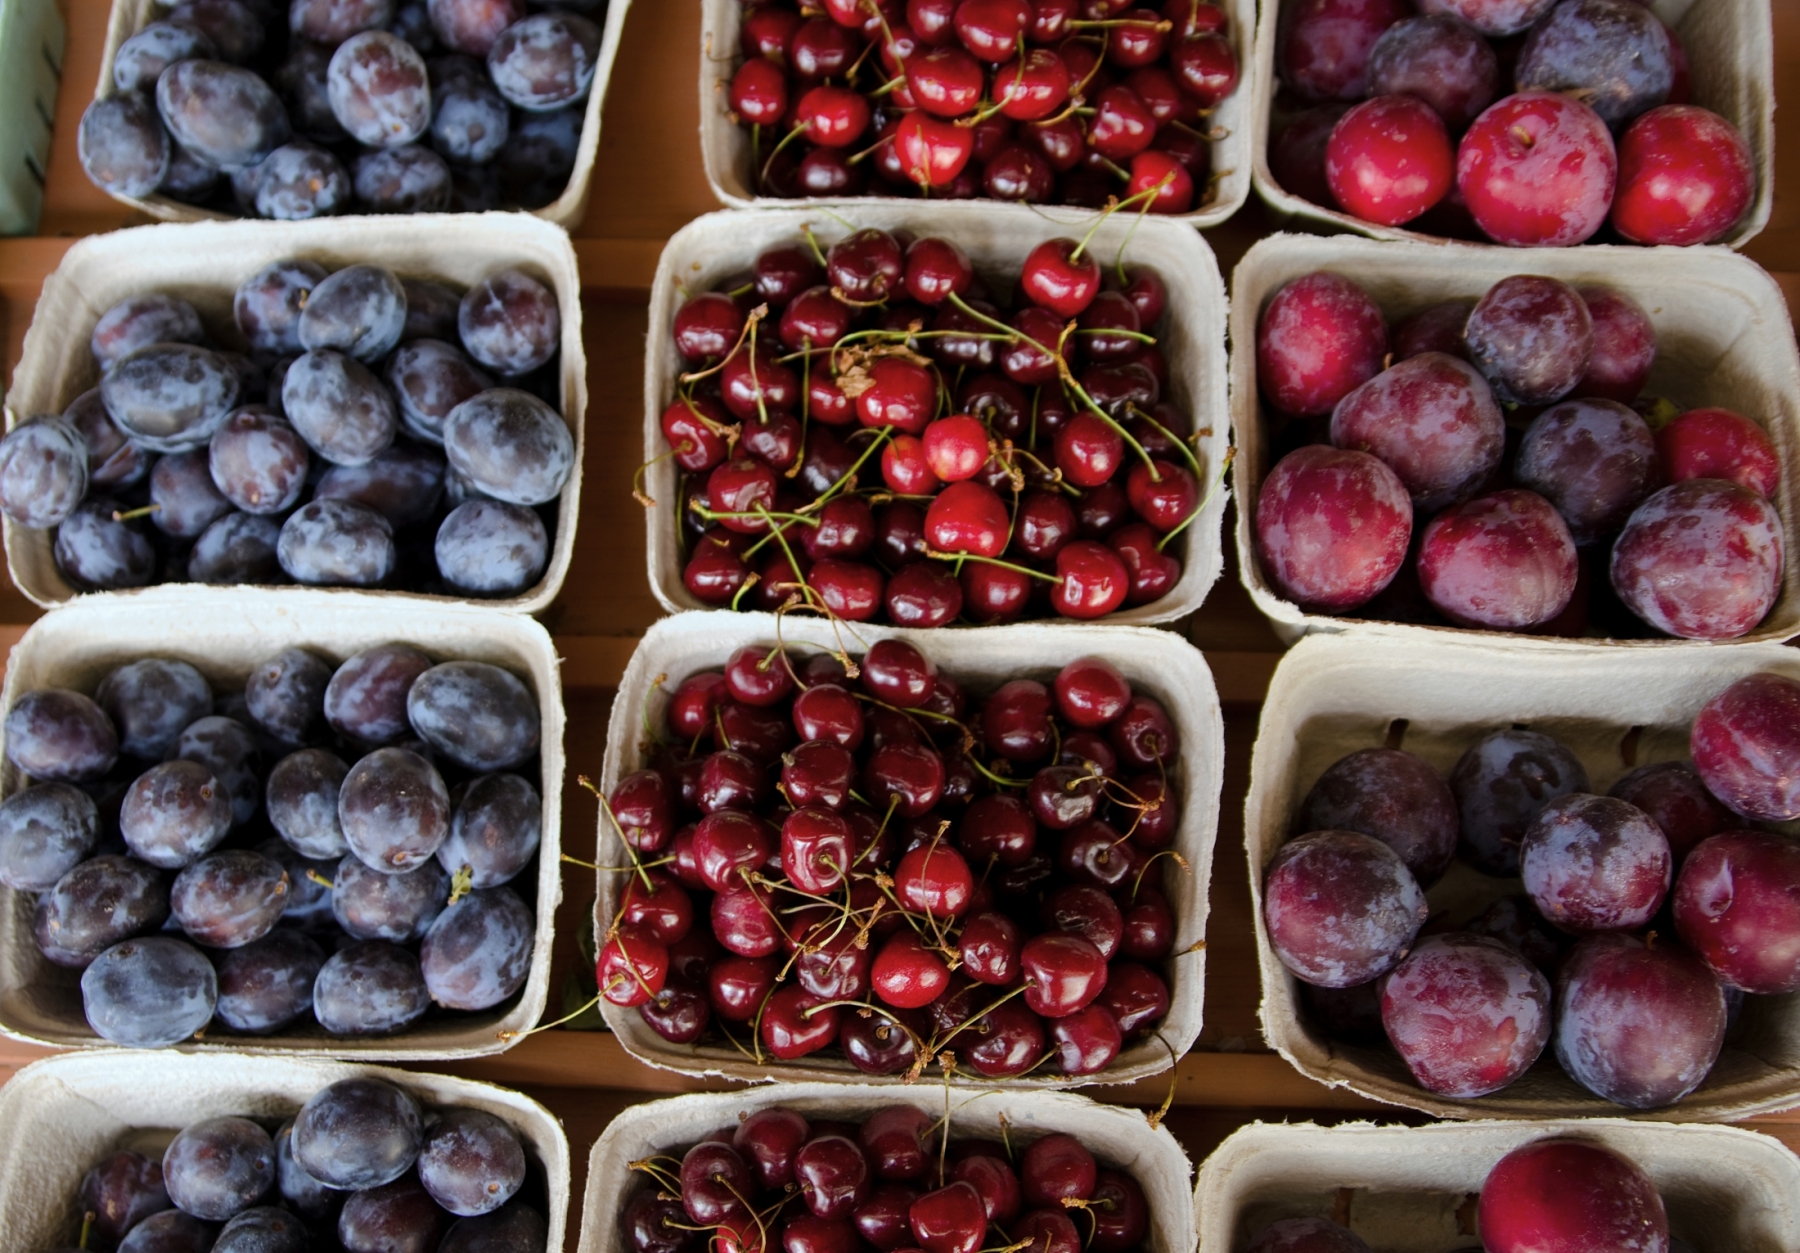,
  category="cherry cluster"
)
[1265,668,1800,1110]
[663,225,1208,626]
[1249,1138,1673,1253]
[725,0,1239,211]
[1271,0,1757,246]
[624,1106,1151,1253]
[599,640,1186,1079]
[1253,269,1784,641]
